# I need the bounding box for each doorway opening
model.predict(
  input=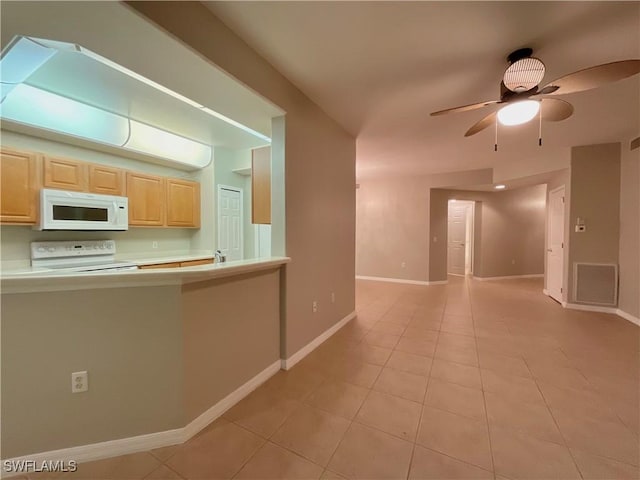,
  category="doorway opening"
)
[447,200,475,276]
